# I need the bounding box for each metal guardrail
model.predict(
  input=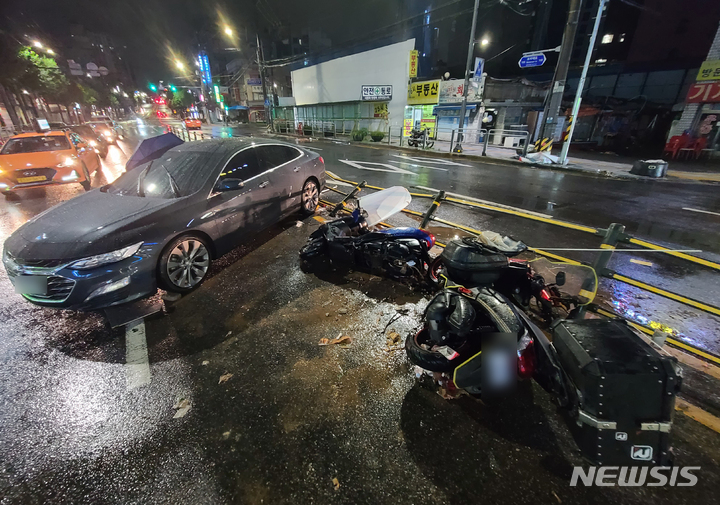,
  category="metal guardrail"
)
[322,170,720,365]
